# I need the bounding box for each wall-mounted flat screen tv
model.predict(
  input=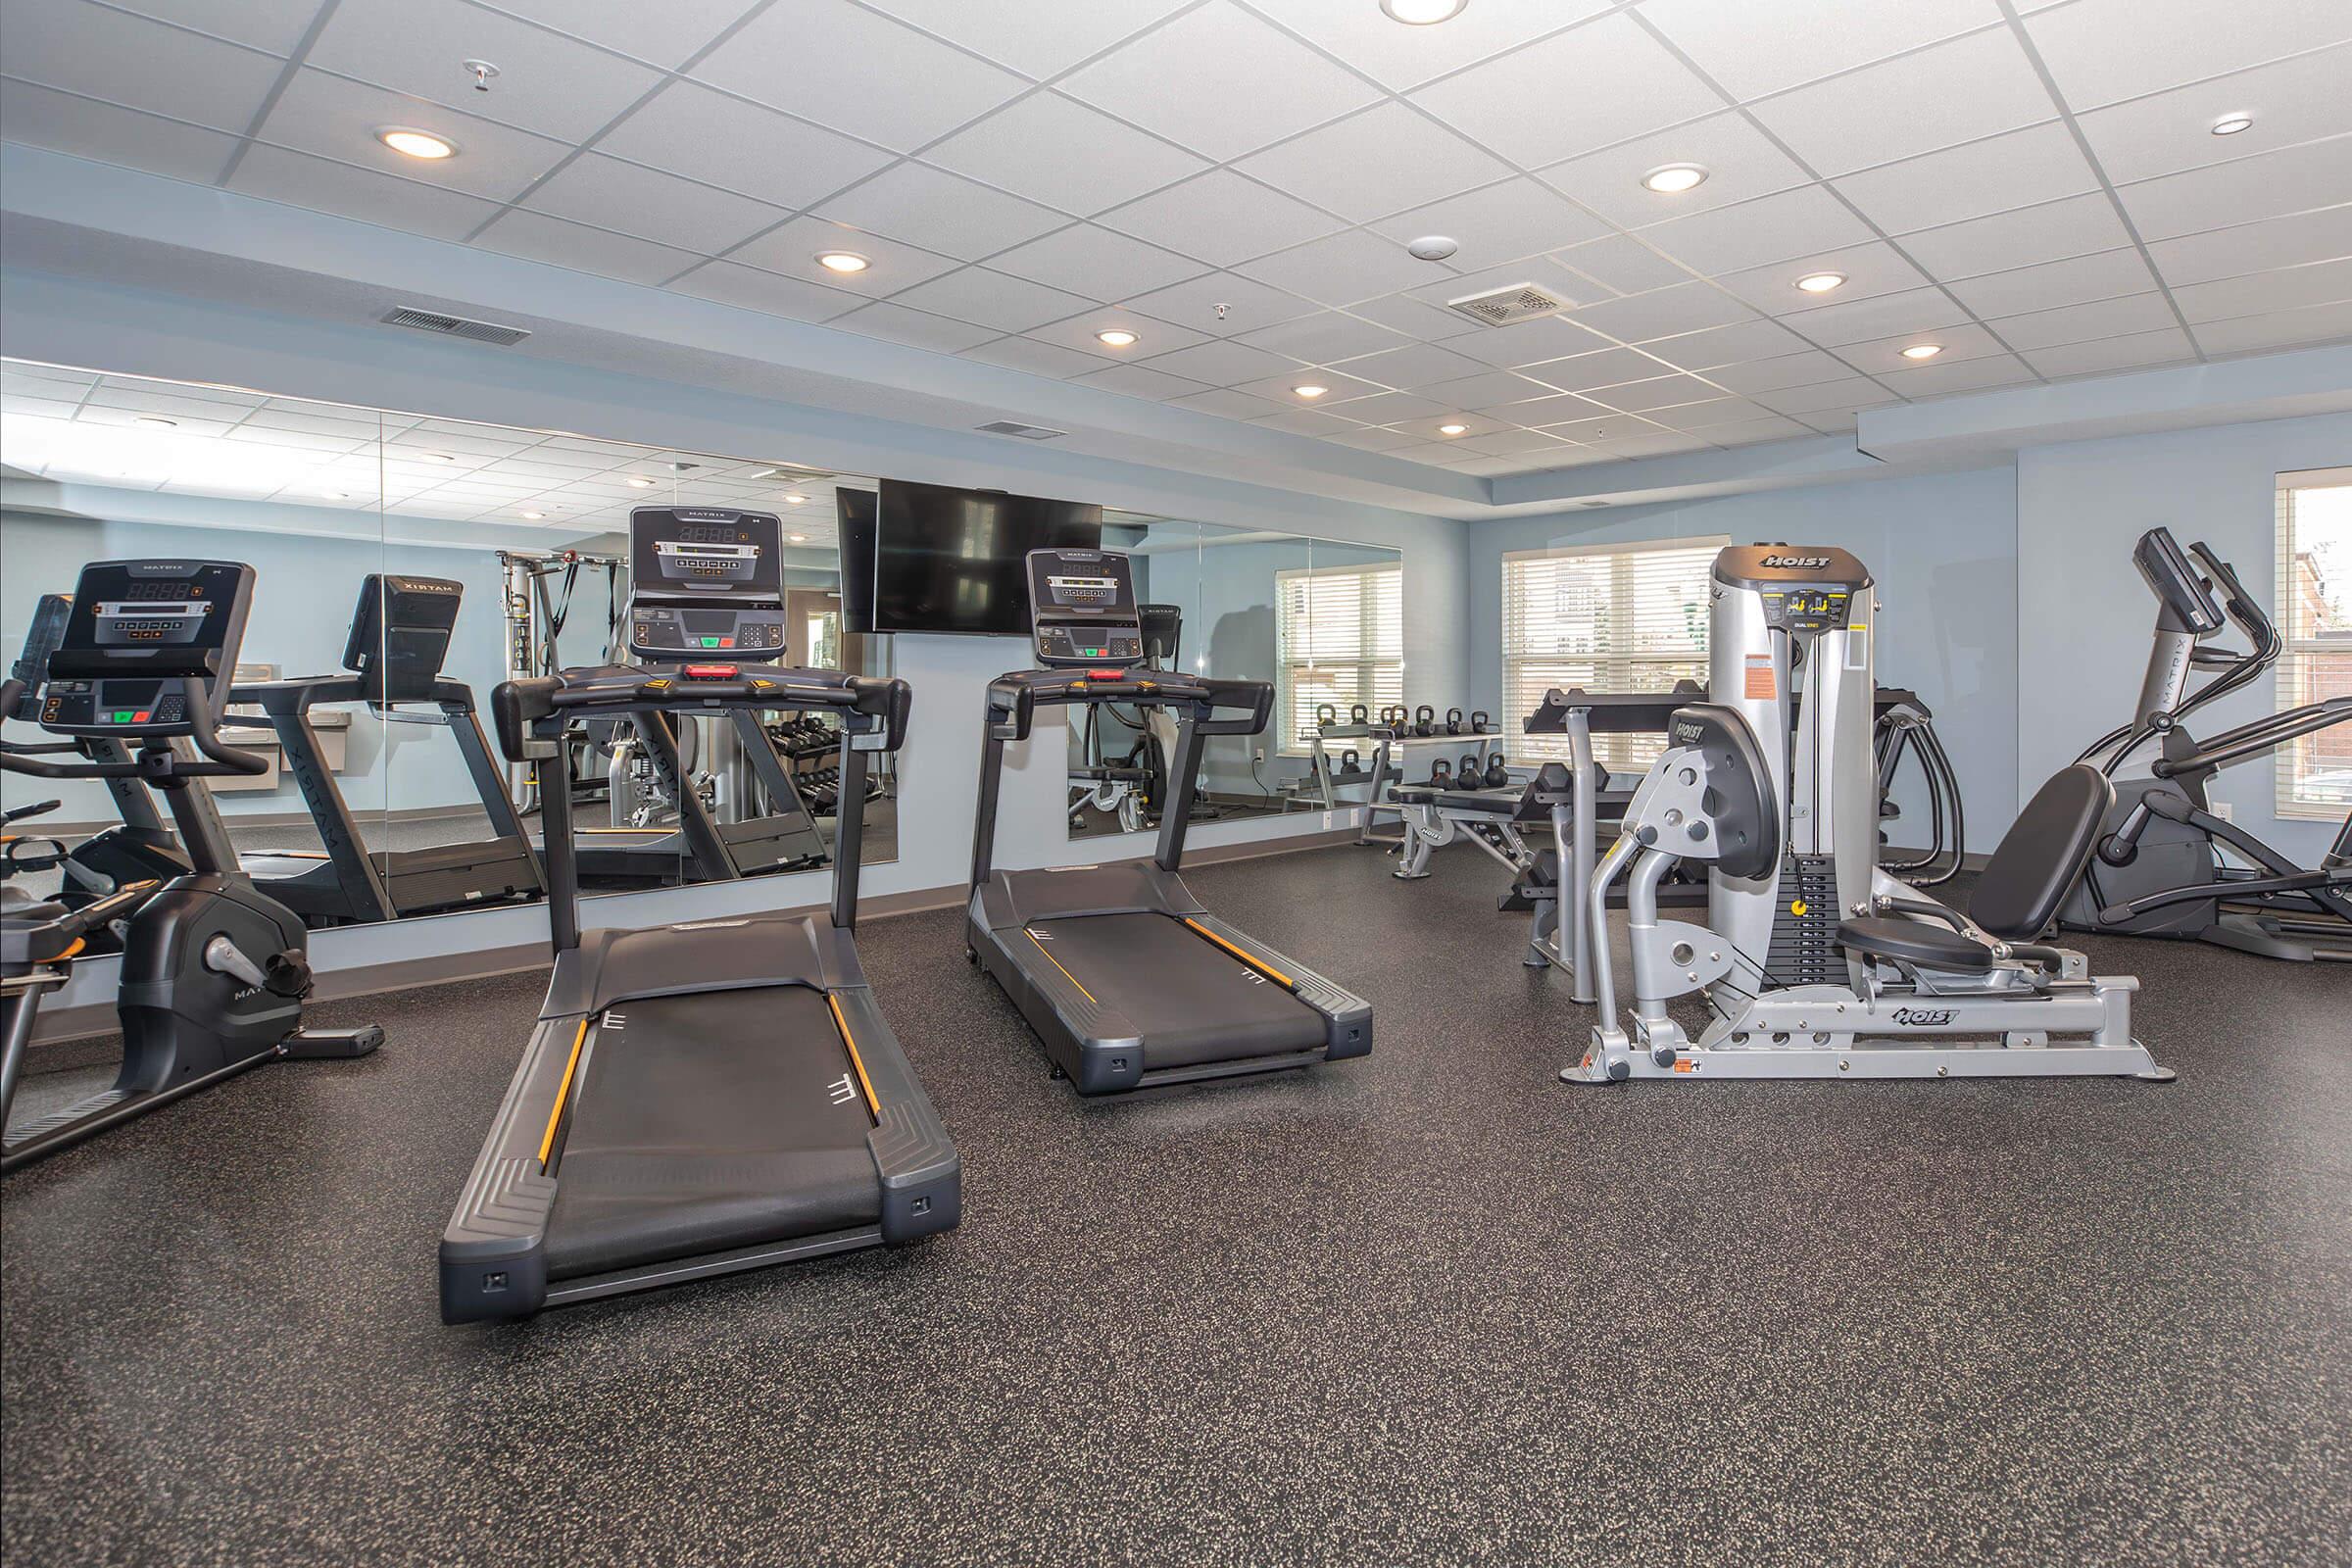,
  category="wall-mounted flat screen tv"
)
[870,480,1102,636]
[837,489,879,634]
